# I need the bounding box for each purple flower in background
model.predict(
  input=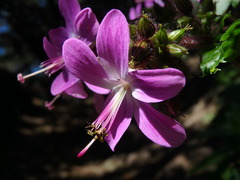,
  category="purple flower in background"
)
[17,0,99,109]
[63,9,186,157]
[135,0,165,8]
[129,0,164,20]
